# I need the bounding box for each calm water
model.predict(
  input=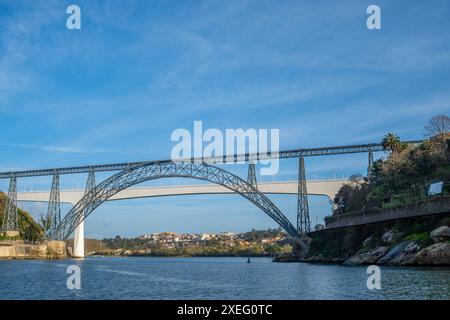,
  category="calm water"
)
[0,257,449,300]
